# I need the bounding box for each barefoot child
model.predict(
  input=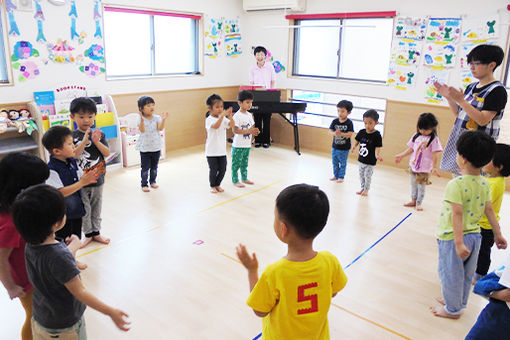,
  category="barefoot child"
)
[0,153,50,340]
[232,90,260,188]
[430,131,507,319]
[395,113,443,211]
[352,109,383,196]
[137,96,168,192]
[237,184,347,339]
[205,94,234,193]
[329,100,354,183]
[12,184,130,338]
